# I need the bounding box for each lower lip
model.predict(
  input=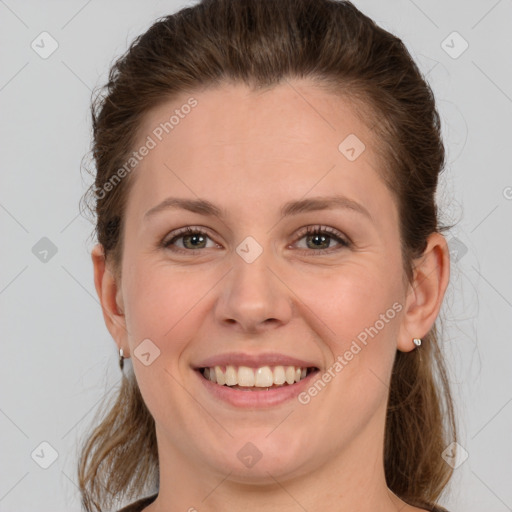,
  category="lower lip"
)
[195,369,319,408]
